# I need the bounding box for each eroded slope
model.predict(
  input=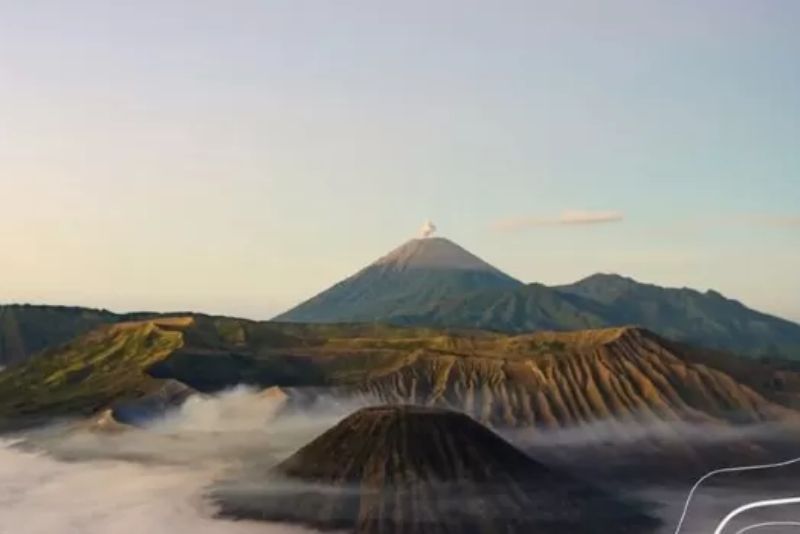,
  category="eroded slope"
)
[214,405,658,533]
[1,317,798,433]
